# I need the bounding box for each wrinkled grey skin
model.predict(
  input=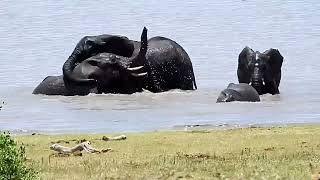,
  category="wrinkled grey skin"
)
[71,52,148,94]
[62,33,135,86]
[216,83,260,103]
[33,27,197,95]
[143,36,197,92]
[237,46,283,95]
[62,27,196,93]
[32,75,97,96]
[33,28,148,95]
